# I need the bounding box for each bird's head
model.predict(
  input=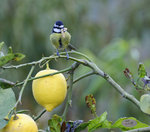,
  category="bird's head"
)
[52,21,65,33]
